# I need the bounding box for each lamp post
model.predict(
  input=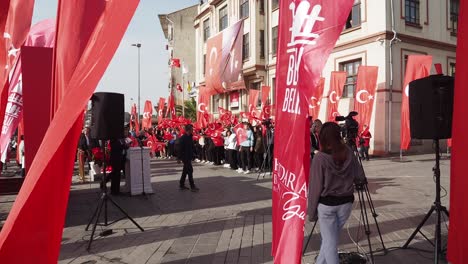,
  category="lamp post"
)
[131,43,141,120]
